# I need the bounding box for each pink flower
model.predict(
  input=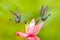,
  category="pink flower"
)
[16,19,44,40]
